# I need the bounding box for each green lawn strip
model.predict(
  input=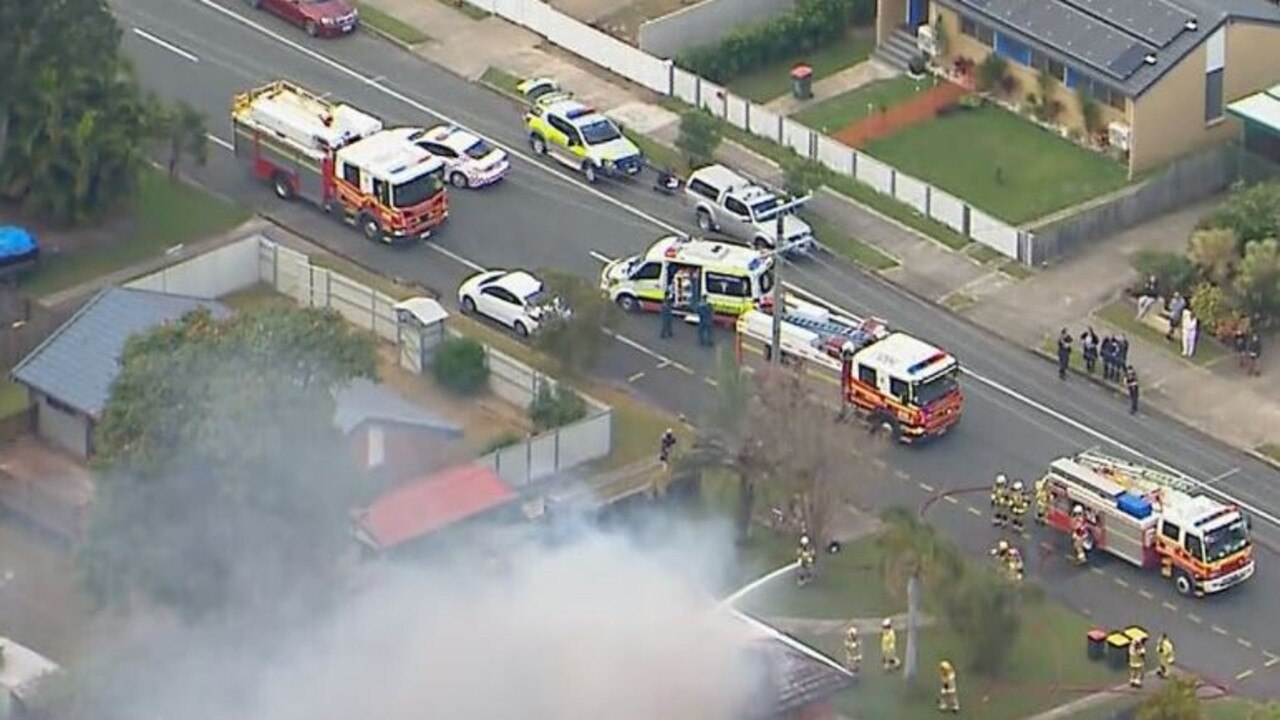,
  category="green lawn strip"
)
[805,215,899,272]
[0,378,30,417]
[726,31,875,104]
[794,75,937,135]
[625,129,687,175]
[307,254,422,301]
[21,168,248,298]
[480,66,523,98]
[357,3,431,44]
[732,530,899,619]
[1256,443,1280,465]
[1053,696,1140,720]
[434,0,490,20]
[800,600,1123,720]
[1095,300,1227,366]
[1000,259,1036,280]
[863,104,1128,225]
[1202,697,1279,720]
[964,243,1004,265]
[220,285,300,312]
[942,292,976,312]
